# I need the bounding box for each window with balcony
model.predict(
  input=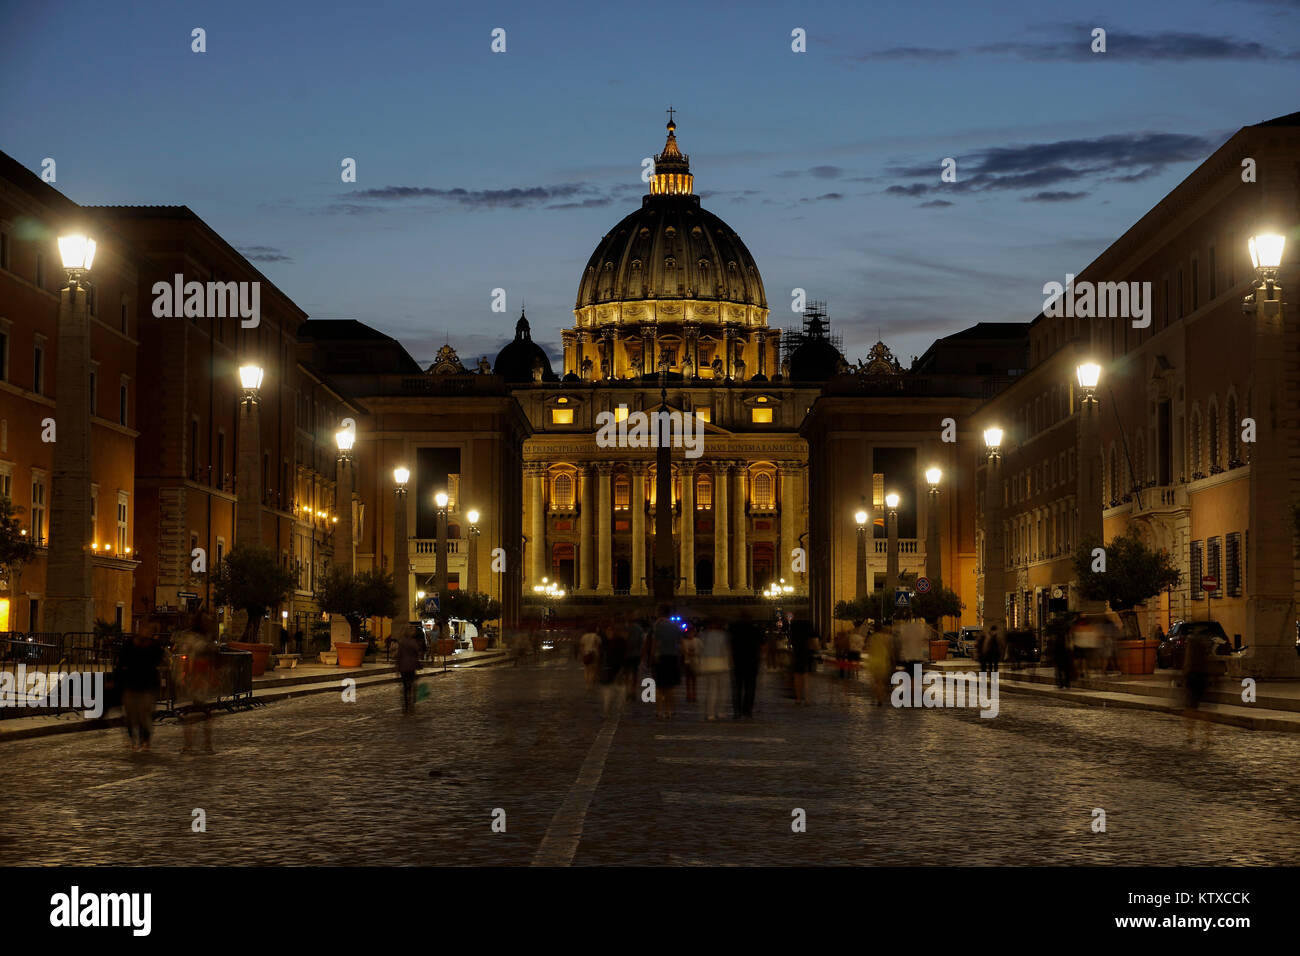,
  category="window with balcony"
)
[116,493,129,555]
[696,473,712,509]
[752,471,774,510]
[552,473,574,509]
[614,473,630,510]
